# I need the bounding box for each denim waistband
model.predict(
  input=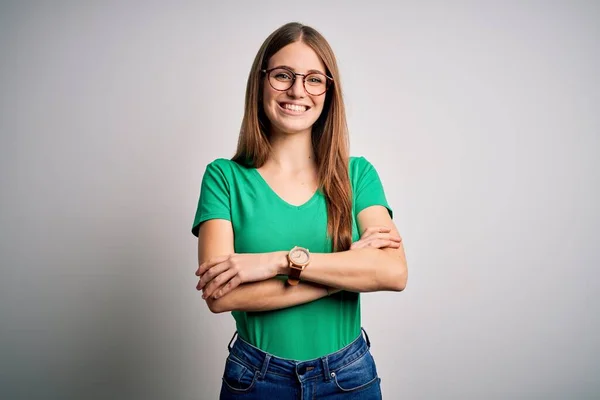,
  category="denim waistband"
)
[226,328,372,383]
